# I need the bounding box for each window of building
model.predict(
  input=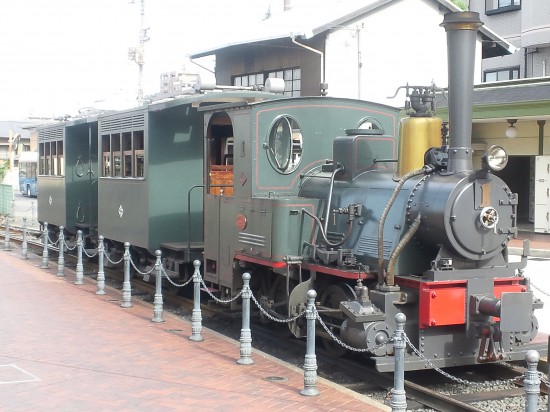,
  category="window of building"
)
[233,73,264,88]
[233,67,301,96]
[268,68,301,96]
[485,0,521,15]
[483,66,520,82]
